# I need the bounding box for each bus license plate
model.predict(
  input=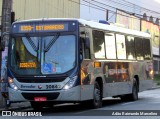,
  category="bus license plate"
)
[34,97,47,102]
